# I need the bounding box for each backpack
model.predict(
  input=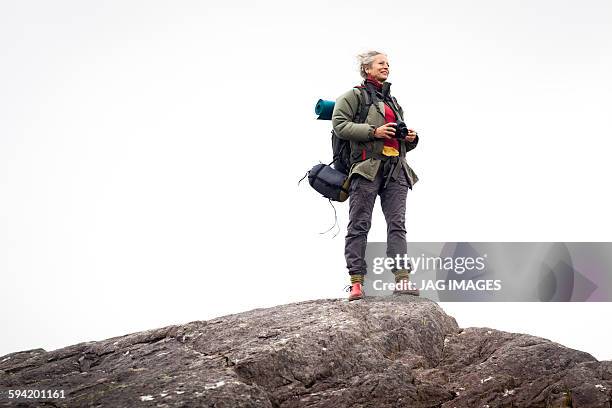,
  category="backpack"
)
[330,86,373,175]
[303,86,376,203]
